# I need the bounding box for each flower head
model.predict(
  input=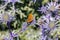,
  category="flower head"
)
[37,5,47,14]
[37,14,50,26]
[37,14,56,29]
[46,1,58,11]
[0,11,15,23]
[37,16,49,29]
